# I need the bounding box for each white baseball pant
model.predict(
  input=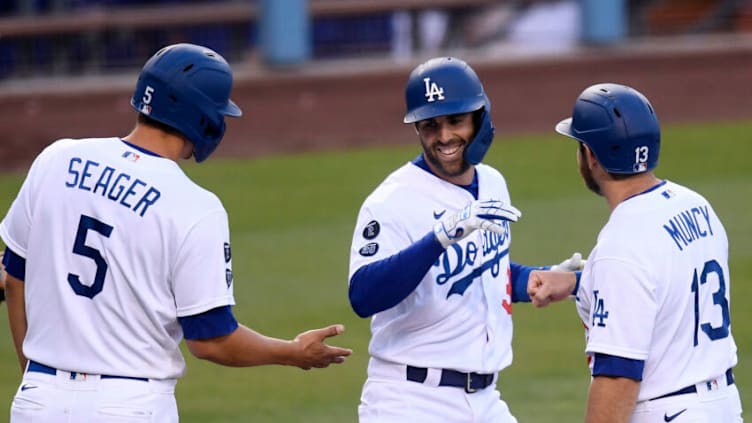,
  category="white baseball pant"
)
[358,358,518,423]
[10,361,178,422]
[631,370,743,423]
